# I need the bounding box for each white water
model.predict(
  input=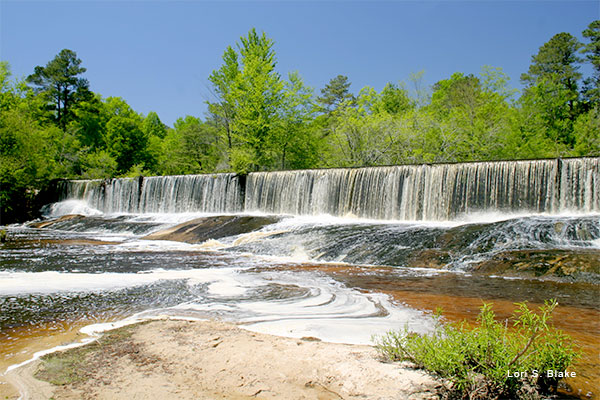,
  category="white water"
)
[58,158,600,221]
